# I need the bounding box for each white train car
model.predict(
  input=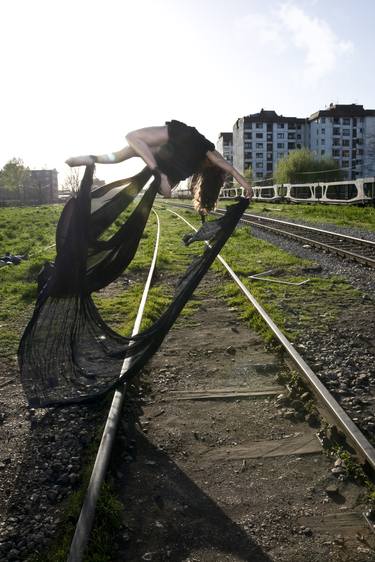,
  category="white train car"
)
[286,177,375,205]
[219,178,375,205]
